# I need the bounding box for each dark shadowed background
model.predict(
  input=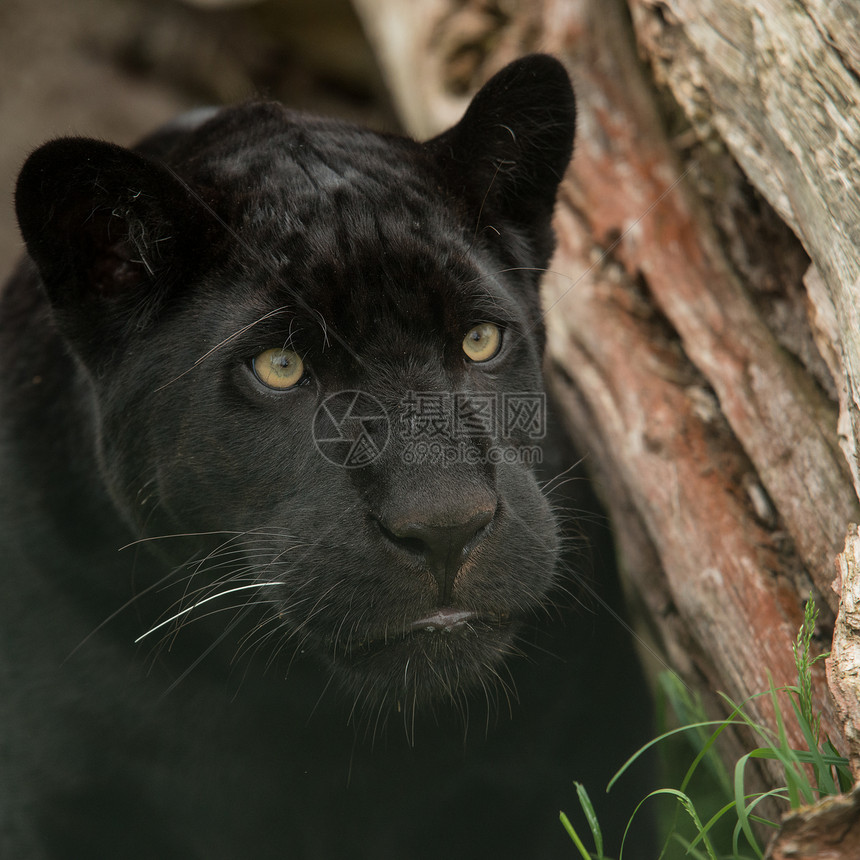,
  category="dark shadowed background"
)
[0,0,397,282]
